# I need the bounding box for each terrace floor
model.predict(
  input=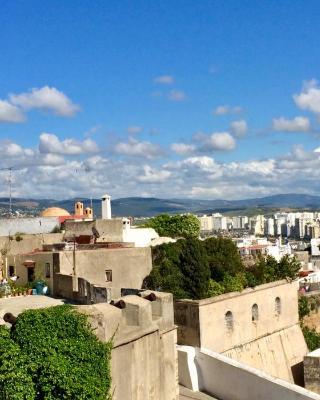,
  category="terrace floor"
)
[0,295,65,324]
